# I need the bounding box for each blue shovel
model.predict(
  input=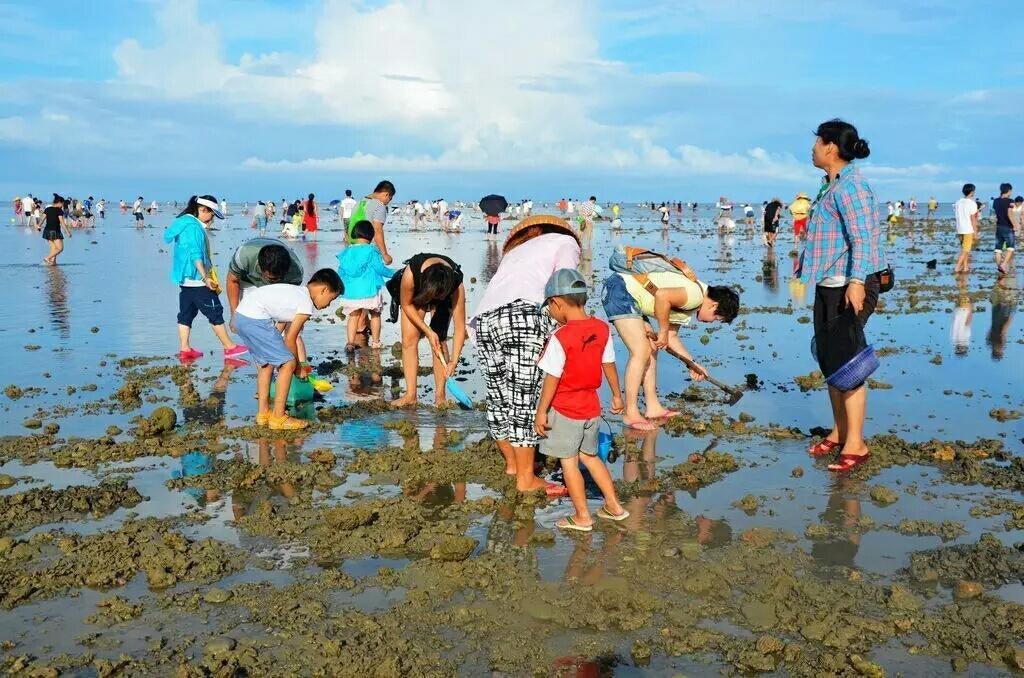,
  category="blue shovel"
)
[434,350,473,410]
